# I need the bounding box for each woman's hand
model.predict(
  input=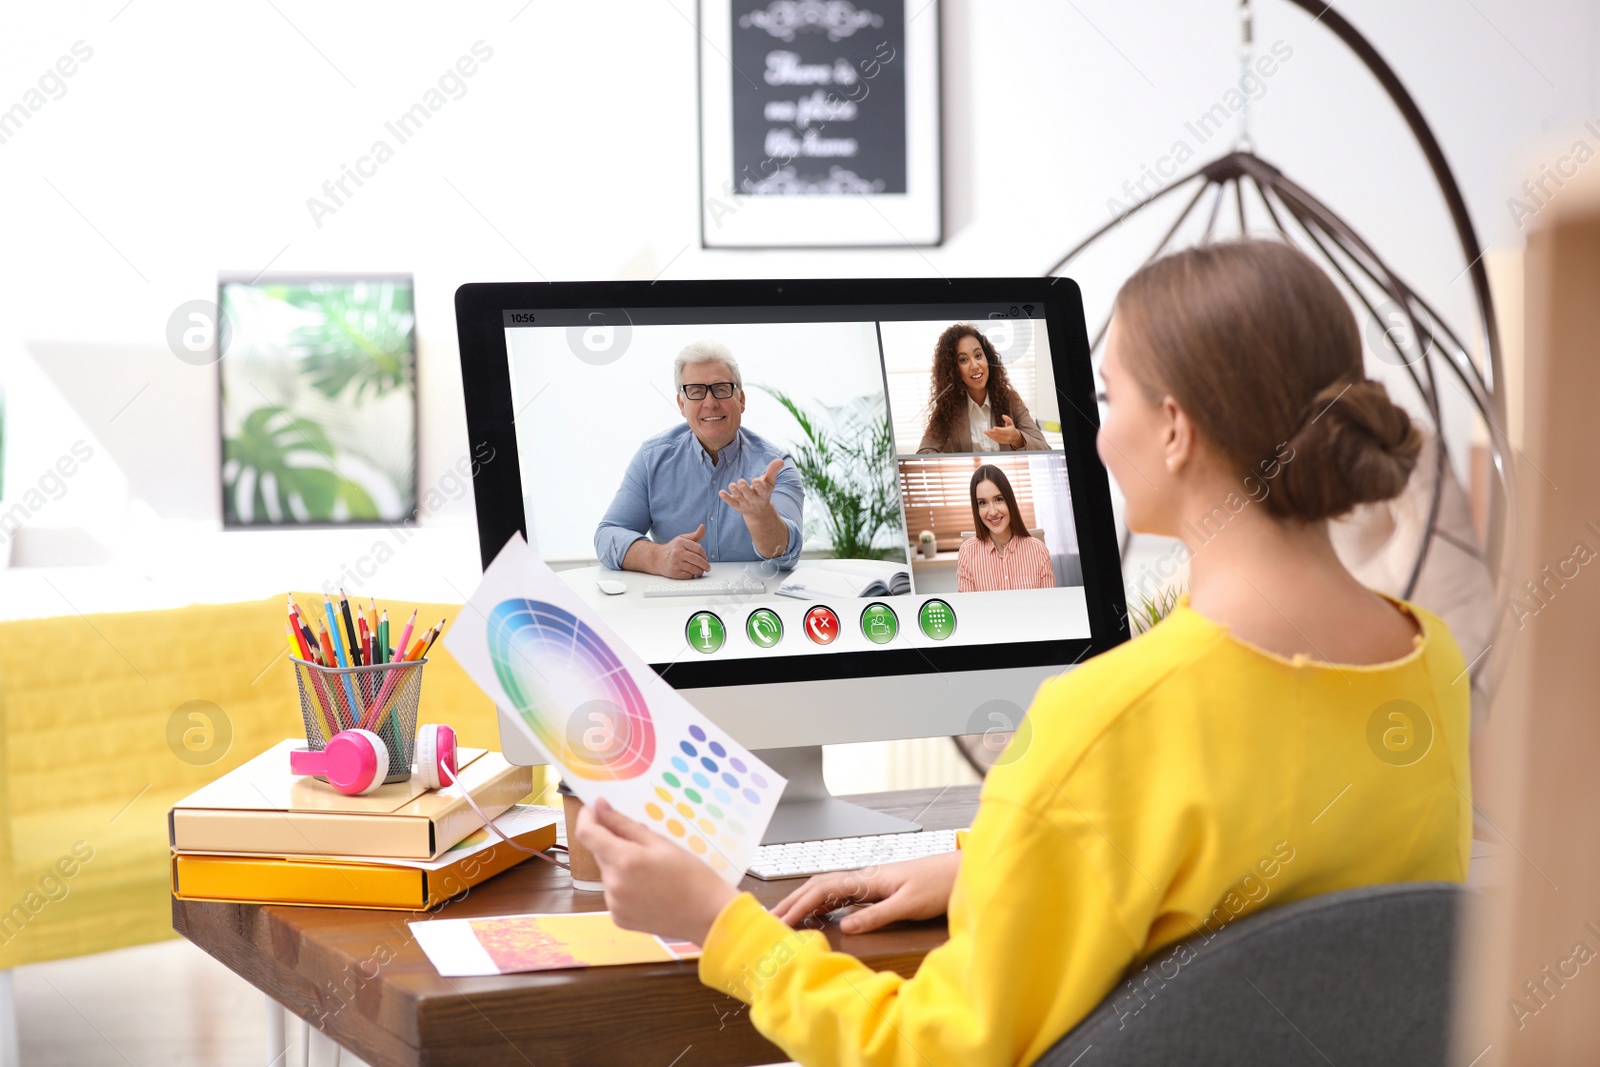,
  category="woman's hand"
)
[575,797,739,945]
[771,851,961,934]
[982,415,1024,448]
